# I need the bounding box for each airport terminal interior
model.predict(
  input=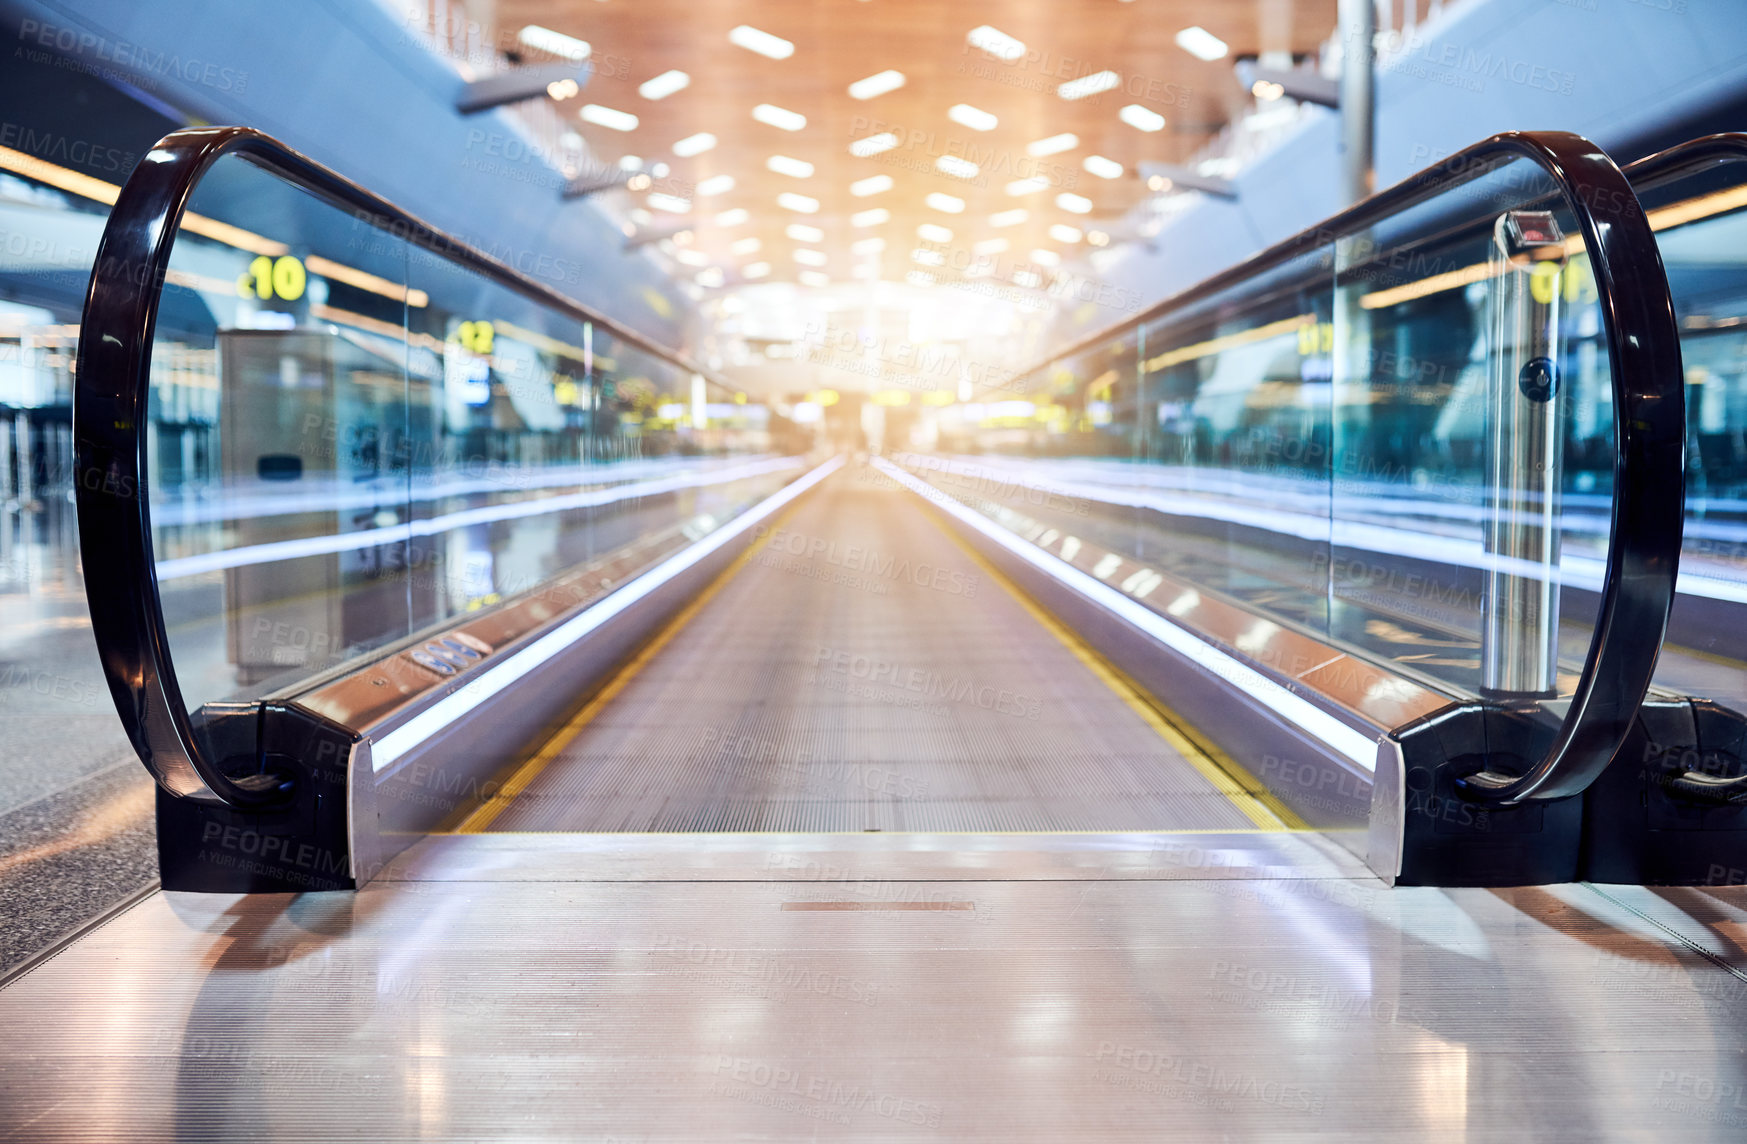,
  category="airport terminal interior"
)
[5,0,1747,1138]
